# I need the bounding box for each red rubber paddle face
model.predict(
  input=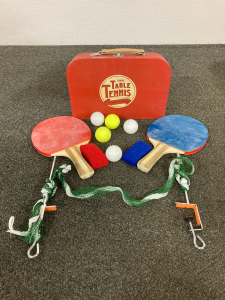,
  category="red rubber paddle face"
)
[31,116,91,157]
